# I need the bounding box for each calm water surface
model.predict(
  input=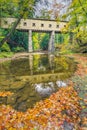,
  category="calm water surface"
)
[0,54,76,111]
